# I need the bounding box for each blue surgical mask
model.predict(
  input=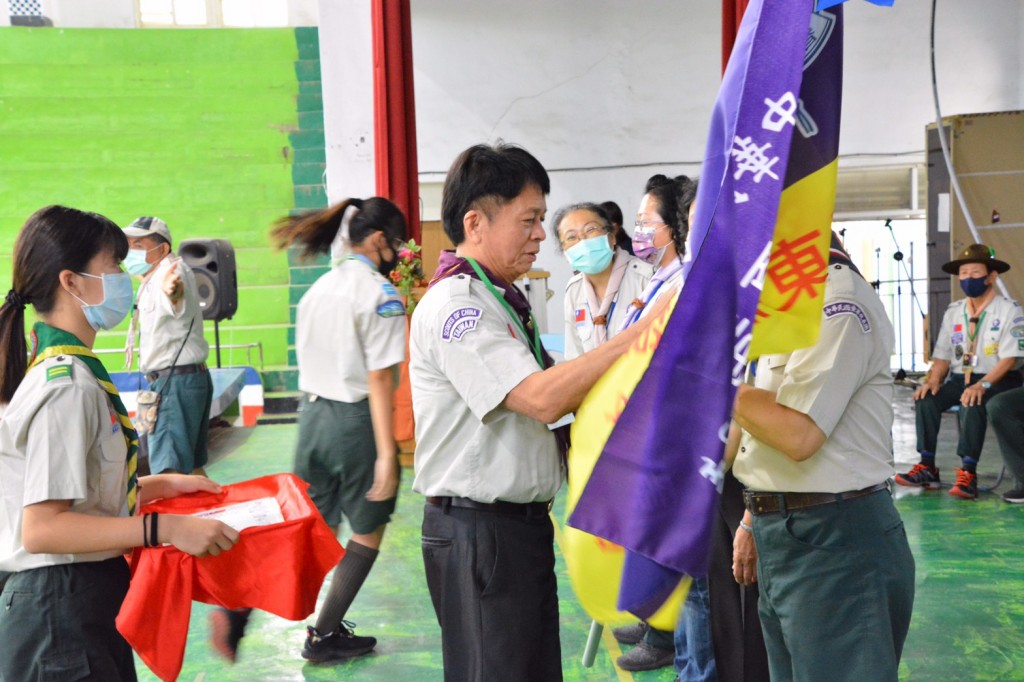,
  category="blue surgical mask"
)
[566,236,614,275]
[124,246,160,276]
[72,271,134,330]
[960,275,990,299]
